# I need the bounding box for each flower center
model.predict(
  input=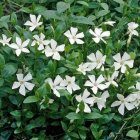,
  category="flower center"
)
[94,83,98,87]
[72,36,77,41]
[20,80,25,85]
[120,60,124,65]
